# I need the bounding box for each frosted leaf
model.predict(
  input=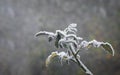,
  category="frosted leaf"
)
[46,51,58,67]
[101,42,115,56]
[59,39,78,48]
[58,38,66,48]
[79,40,89,48]
[58,52,72,64]
[67,28,77,34]
[80,40,115,56]
[66,34,83,41]
[46,51,72,67]
[56,30,66,37]
[64,23,78,34]
[69,27,77,32]
[88,40,115,56]
[88,40,102,47]
[69,23,77,28]
[66,29,77,34]
[35,31,55,37]
[58,52,68,59]
[64,28,69,33]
